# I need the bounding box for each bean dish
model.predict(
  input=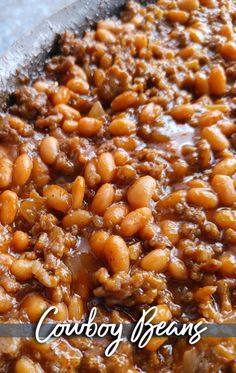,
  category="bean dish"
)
[0,0,236,372]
